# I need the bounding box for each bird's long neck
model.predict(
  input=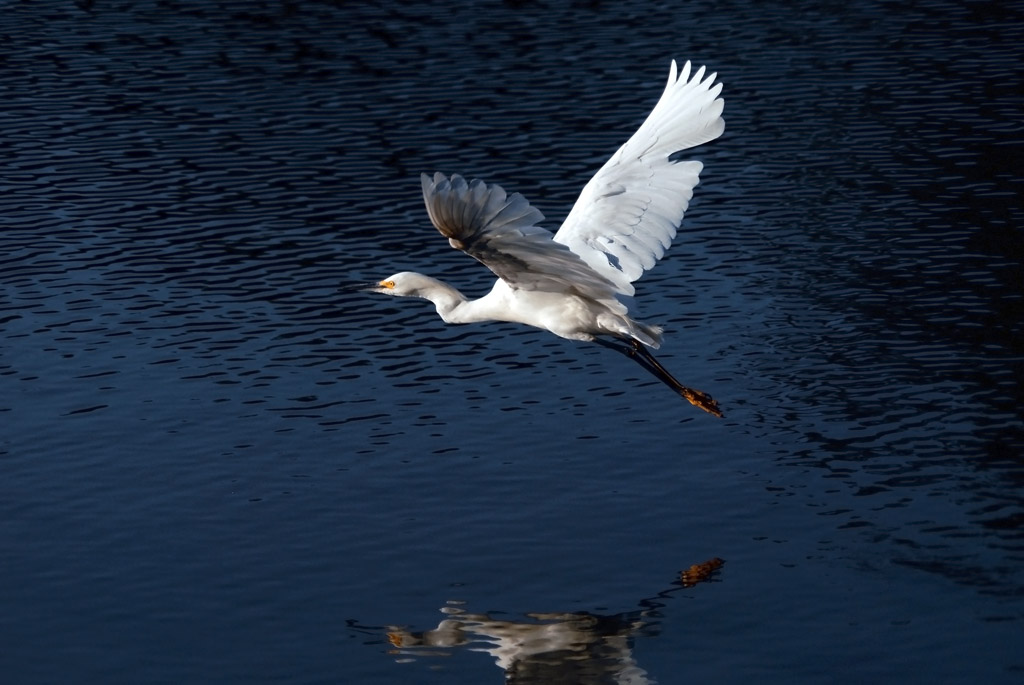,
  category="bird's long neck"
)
[413,276,471,322]
[416,276,500,325]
